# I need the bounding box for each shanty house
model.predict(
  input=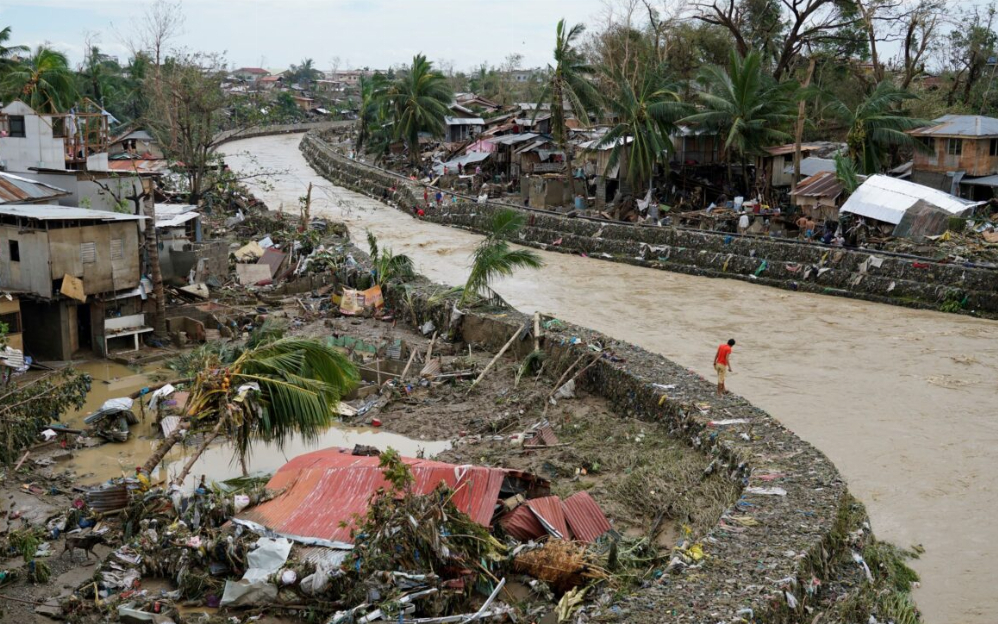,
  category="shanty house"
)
[445,103,484,143]
[839,175,983,239]
[0,205,148,360]
[758,144,822,189]
[670,126,722,165]
[908,114,998,199]
[109,129,164,159]
[790,171,846,221]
